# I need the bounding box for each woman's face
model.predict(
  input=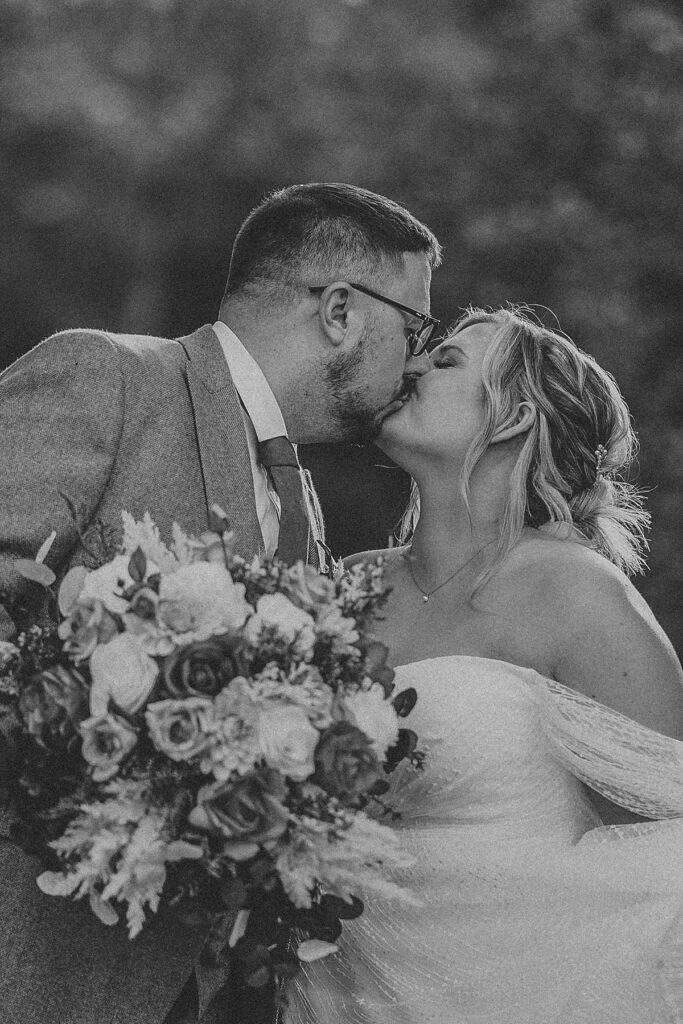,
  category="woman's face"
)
[378,320,500,466]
